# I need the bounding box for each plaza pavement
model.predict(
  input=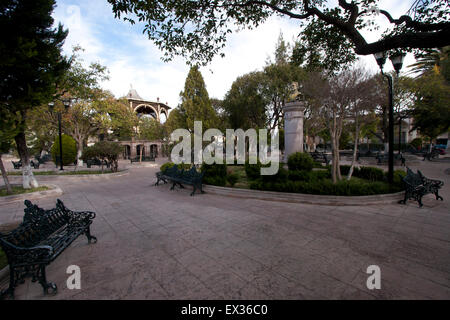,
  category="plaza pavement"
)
[0,157,449,299]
